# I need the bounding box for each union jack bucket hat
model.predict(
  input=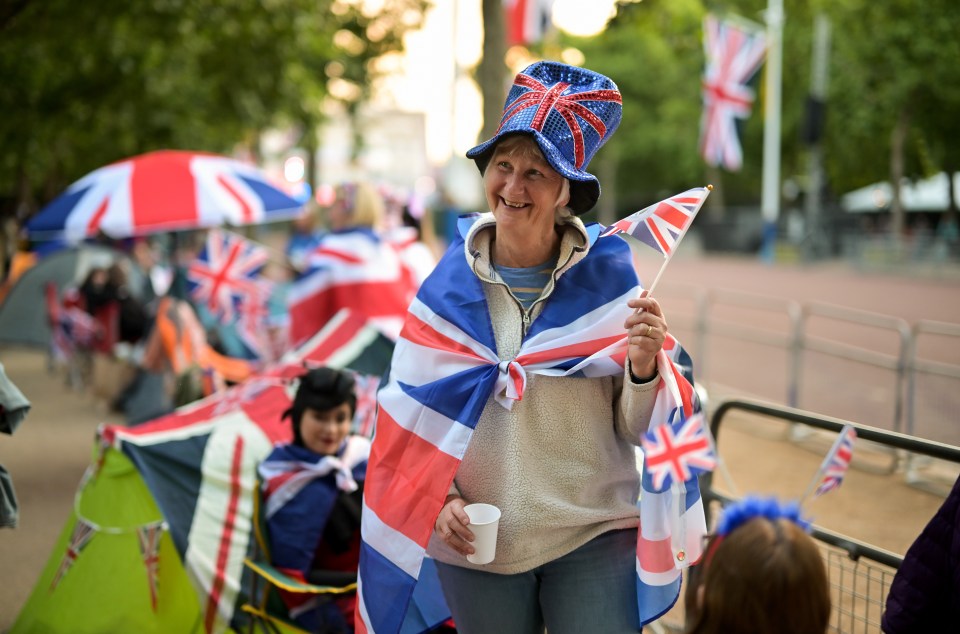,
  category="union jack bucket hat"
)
[467,61,623,214]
